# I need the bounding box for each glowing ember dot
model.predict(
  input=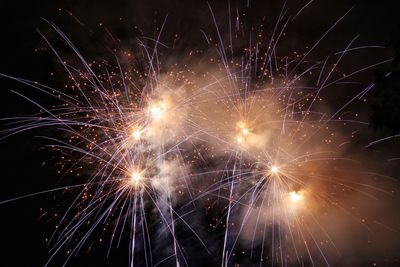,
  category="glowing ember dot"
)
[242,128,250,135]
[289,191,303,203]
[130,171,142,185]
[270,166,279,174]
[237,136,244,143]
